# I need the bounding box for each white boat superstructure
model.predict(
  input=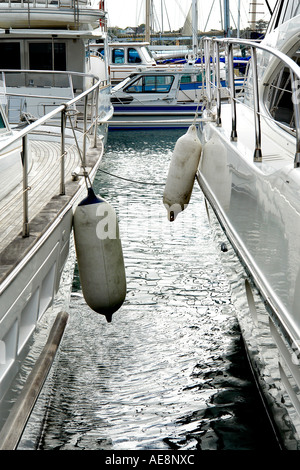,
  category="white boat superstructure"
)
[0,68,112,447]
[194,0,300,449]
[0,0,105,29]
